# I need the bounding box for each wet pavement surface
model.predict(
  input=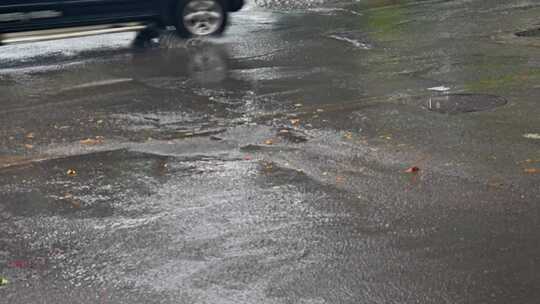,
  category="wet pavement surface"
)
[1,0,540,303]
